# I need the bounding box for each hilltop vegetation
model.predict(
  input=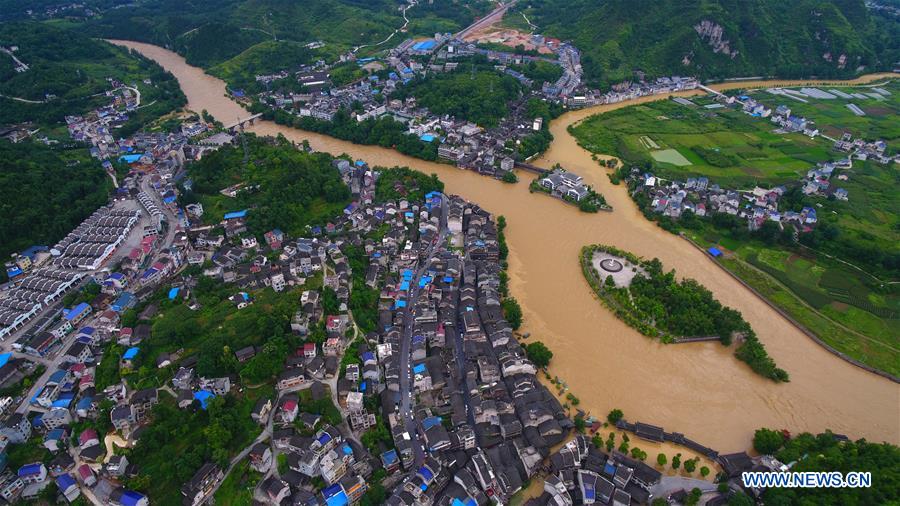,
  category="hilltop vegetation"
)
[393,63,523,128]
[180,135,350,237]
[0,22,185,130]
[374,166,445,204]
[516,0,900,87]
[208,40,324,92]
[0,141,110,268]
